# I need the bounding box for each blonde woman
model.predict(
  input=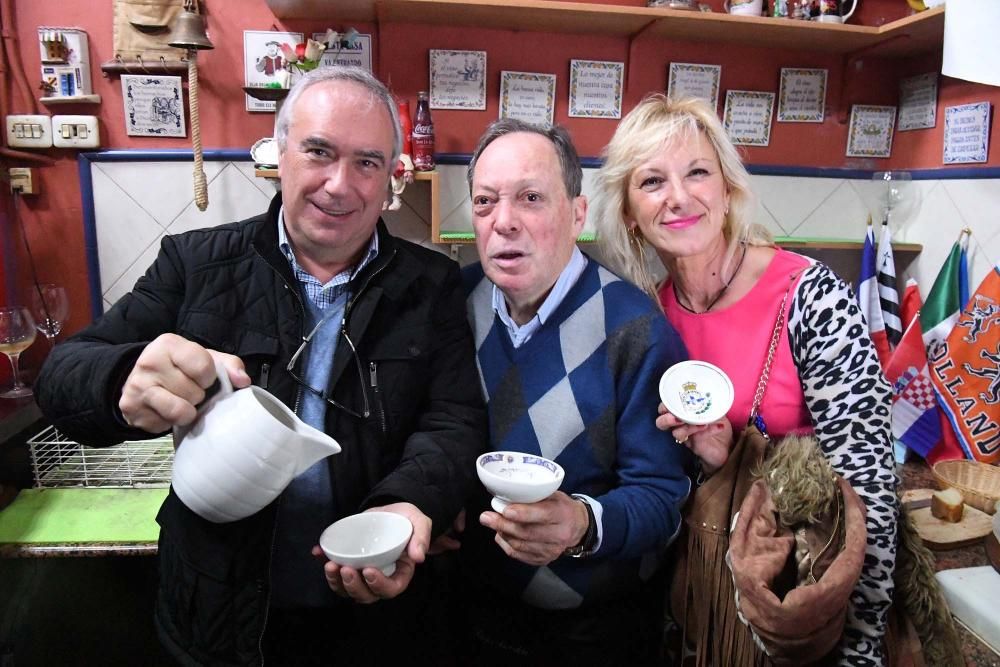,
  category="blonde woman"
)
[593,94,897,666]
